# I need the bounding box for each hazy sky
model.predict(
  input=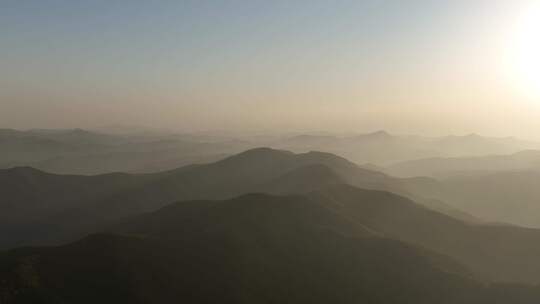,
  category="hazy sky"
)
[2,0,540,138]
